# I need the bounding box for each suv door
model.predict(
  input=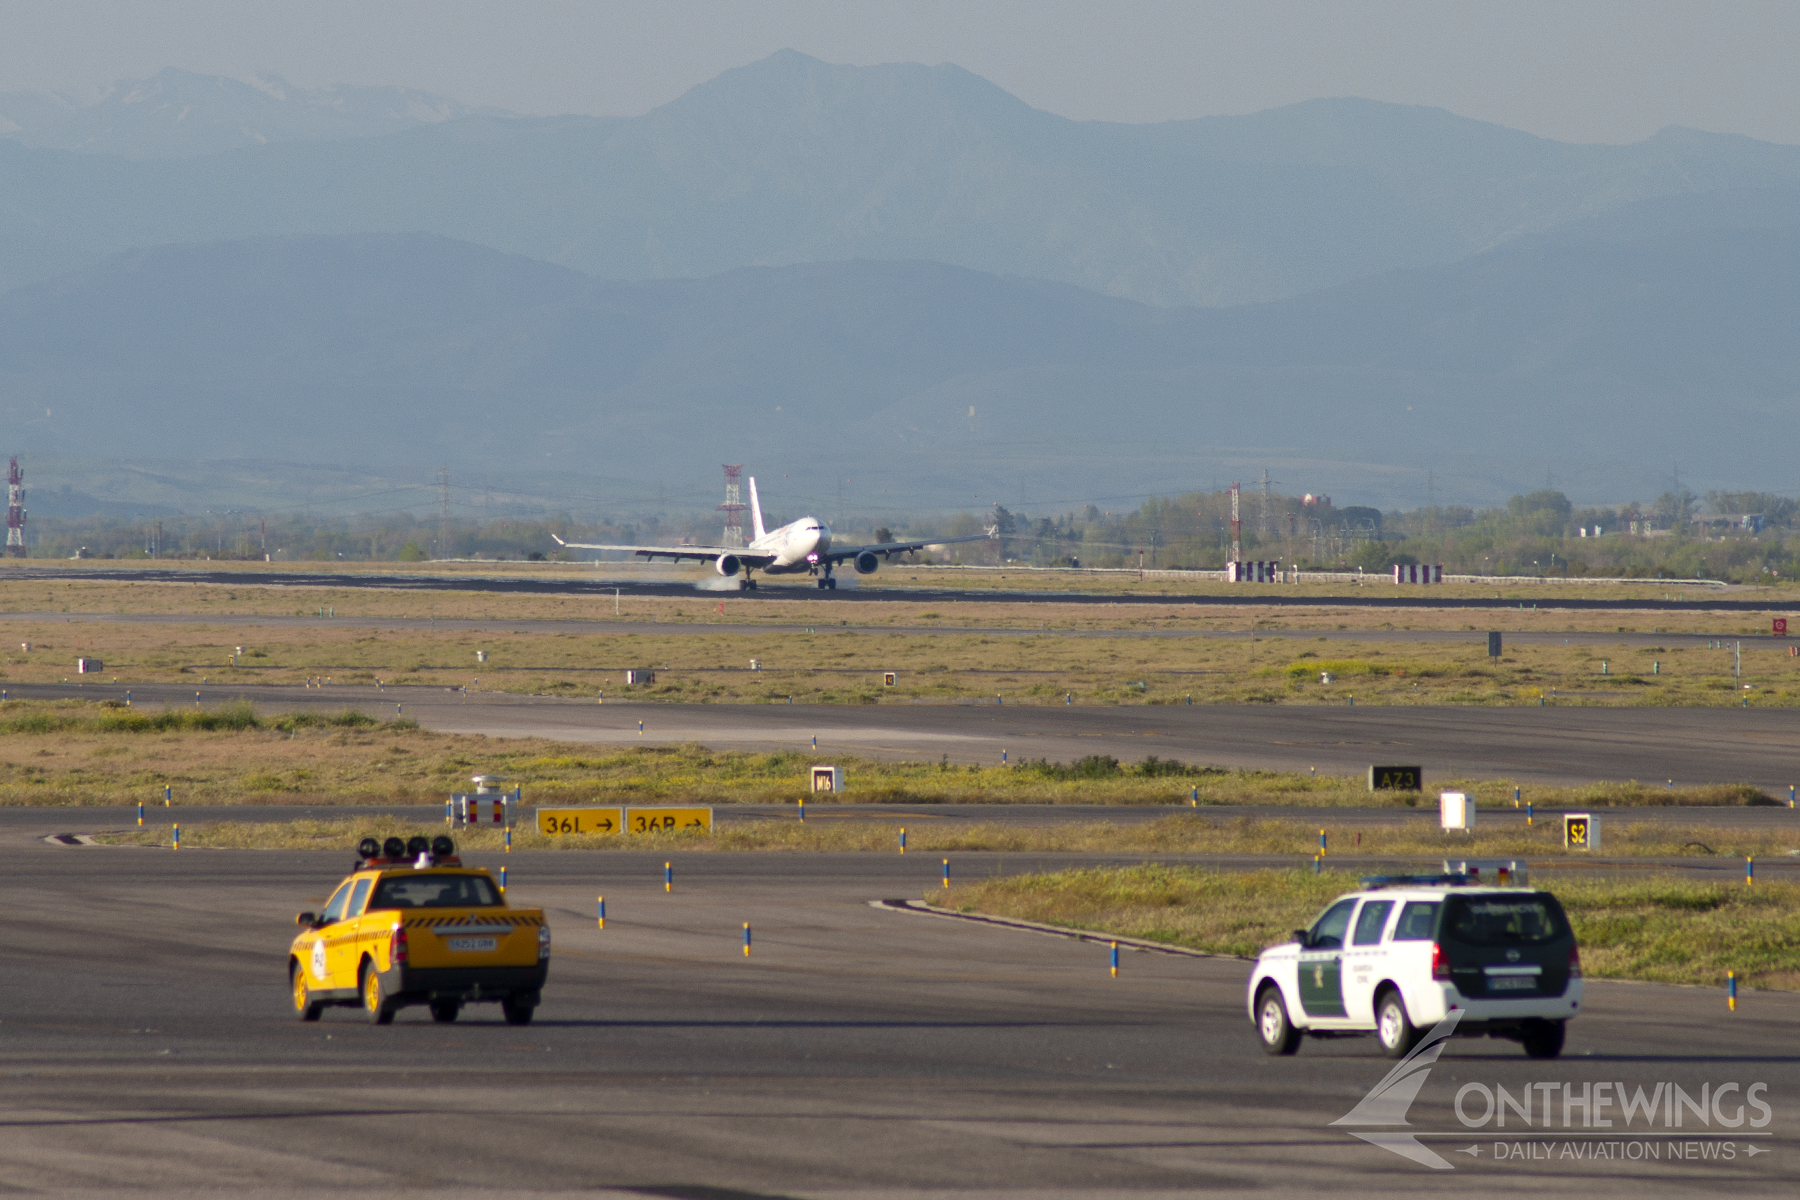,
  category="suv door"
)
[1298,898,1358,1020]
[1342,899,1395,1025]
